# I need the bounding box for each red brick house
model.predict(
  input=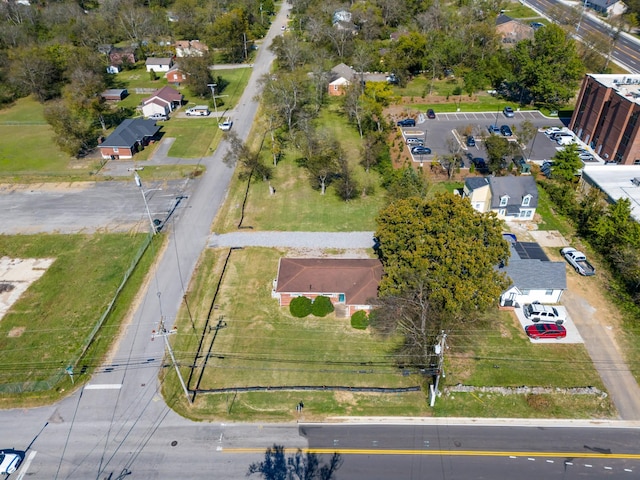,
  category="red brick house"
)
[99,118,160,160]
[272,258,383,317]
[165,65,188,85]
